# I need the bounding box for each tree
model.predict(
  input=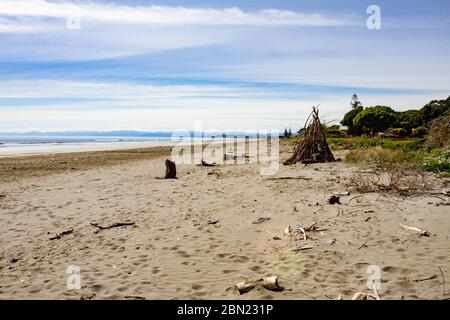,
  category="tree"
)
[350,94,362,109]
[287,127,292,137]
[341,105,364,135]
[417,96,450,127]
[353,106,397,135]
[341,94,364,135]
[283,128,288,138]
